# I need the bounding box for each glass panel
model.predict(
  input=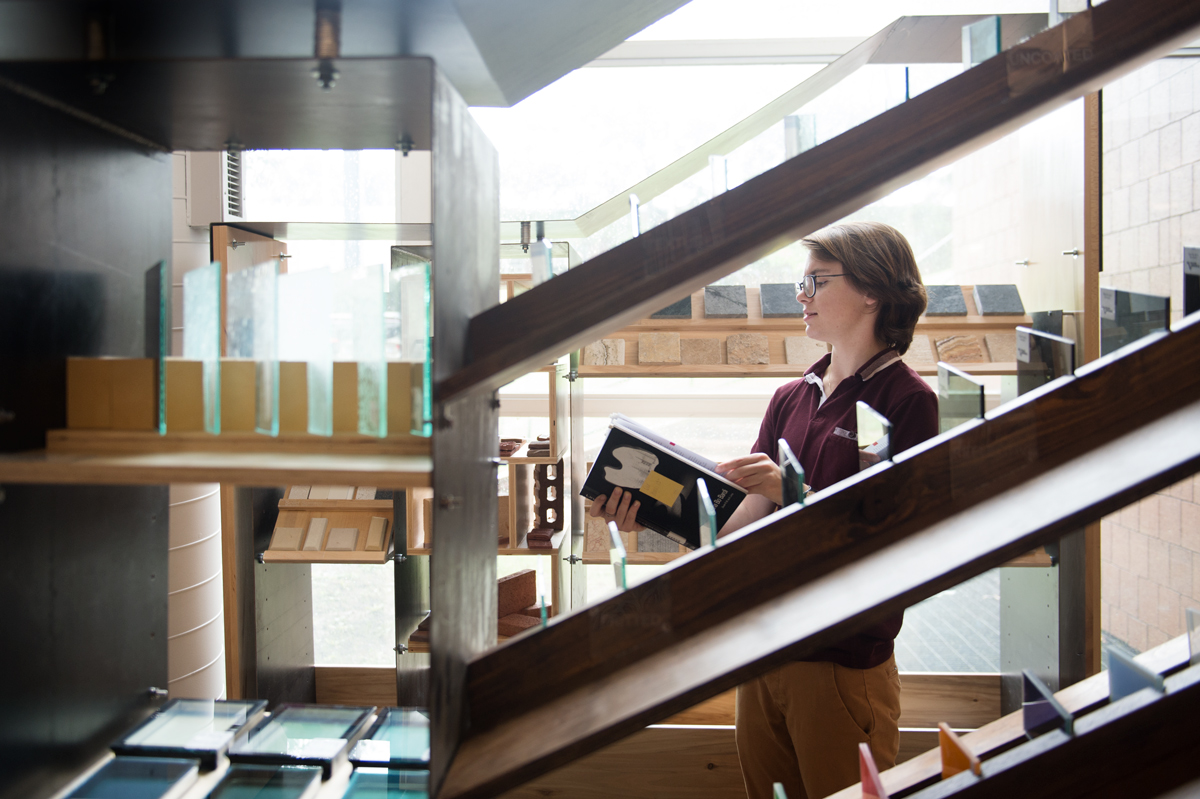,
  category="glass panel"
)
[332,265,387,437]
[117,699,266,758]
[348,707,430,769]
[962,16,1001,67]
[206,765,322,799]
[856,401,892,470]
[772,782,789,799]
[182,262,222,434]
[1022,670,1073,738]
[342,769,429,799]
[777,438,805,507]
[1106,647,1164,701]
[67,757,198,799]
[228,705,373,763]
[388,256,432,437]
[608,521,627,591]
[1188,607,1200,667]
[227,260,281,436]
[1015,326,1075,396]
[279,269,334,436]
[937,362,985,434]
[1099,287,1170,356]
[145,260,170,435]
[696,478,717,549]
